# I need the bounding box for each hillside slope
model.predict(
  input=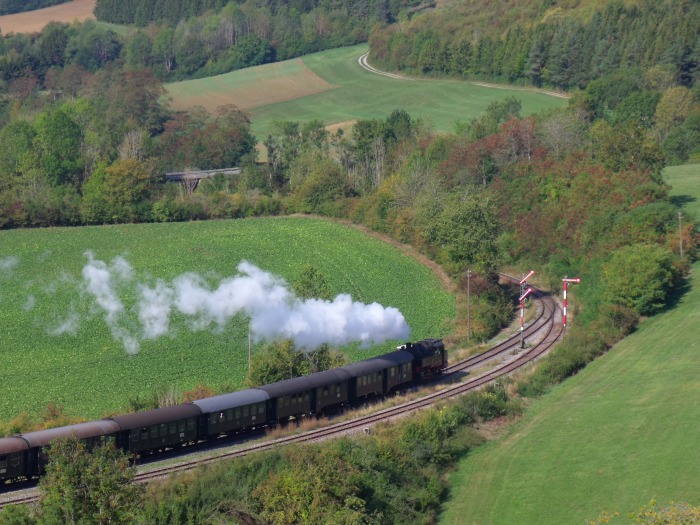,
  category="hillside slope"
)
[441,166,700,524]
